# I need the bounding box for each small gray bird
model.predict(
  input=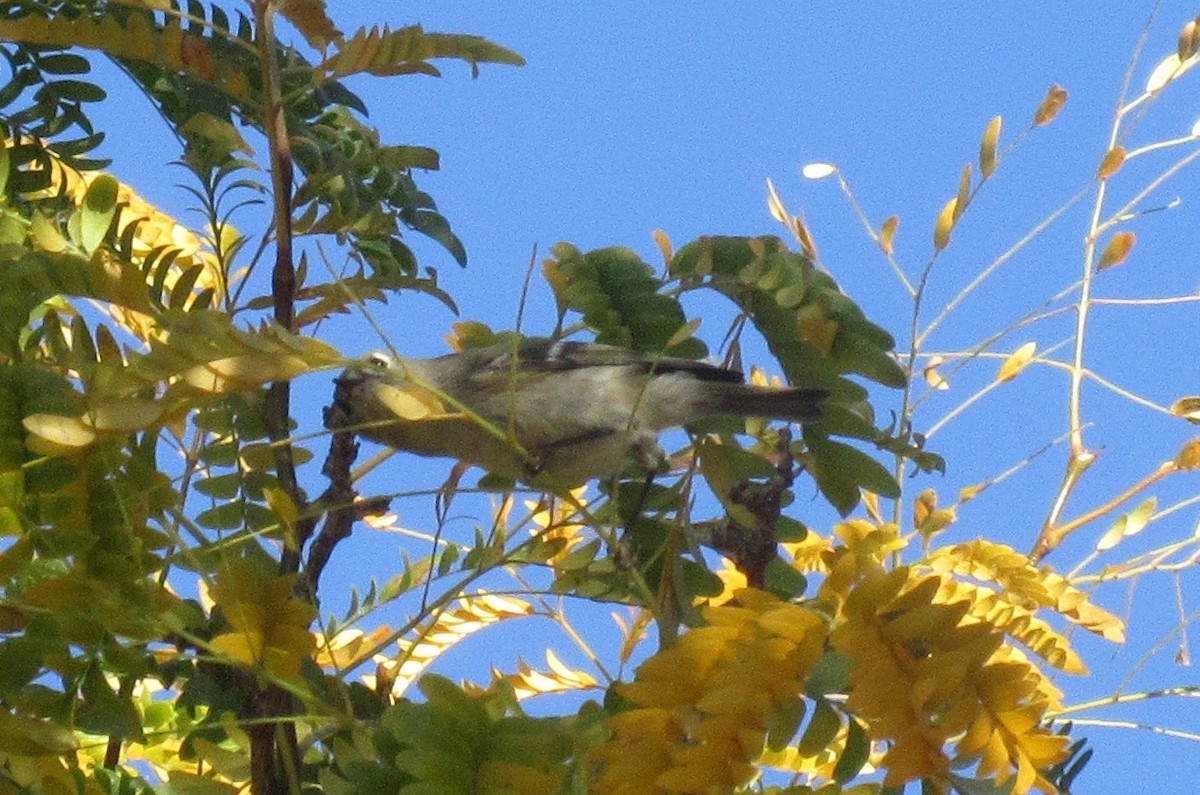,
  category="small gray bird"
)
[337,339,827,486]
